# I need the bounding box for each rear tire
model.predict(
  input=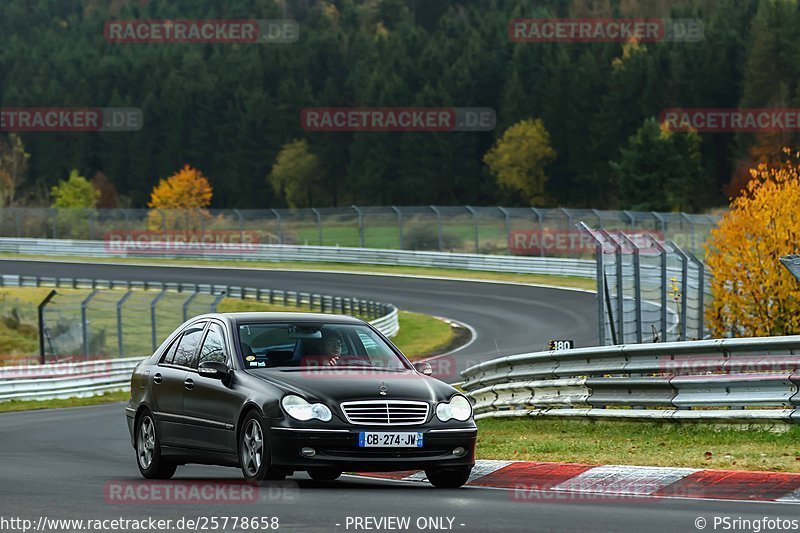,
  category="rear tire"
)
[425,467,471,488]
[136,411,177,479]
[239,411,286,482]
[307,468,342,481]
